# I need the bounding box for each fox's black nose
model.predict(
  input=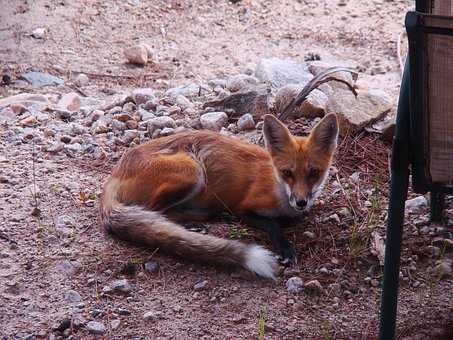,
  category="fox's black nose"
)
[296,199,307,209]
